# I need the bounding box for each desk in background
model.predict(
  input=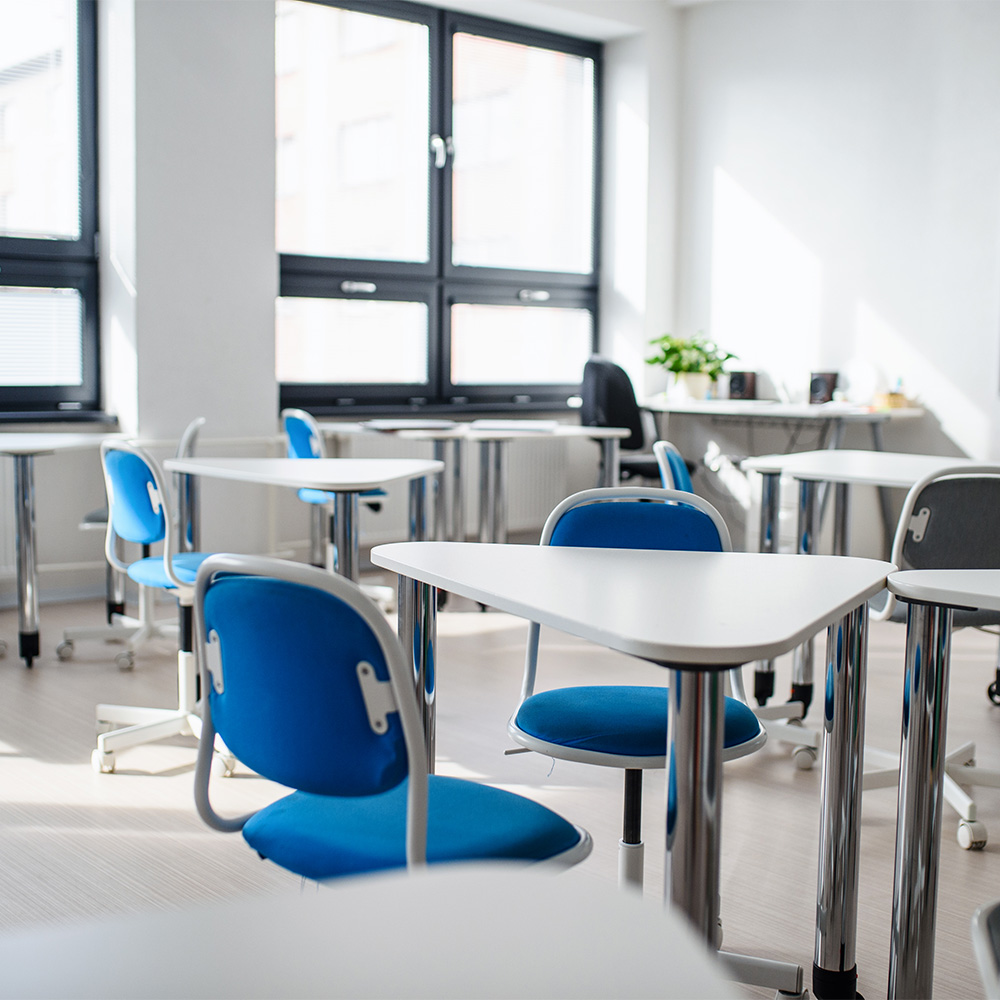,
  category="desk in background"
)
[741,450,978,710]
[164,457,442,583]
[320,419,630,545]
[371,540,891,998]
[646,398,923,451]
[886,569,1000,999]
[0,432,122,666]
